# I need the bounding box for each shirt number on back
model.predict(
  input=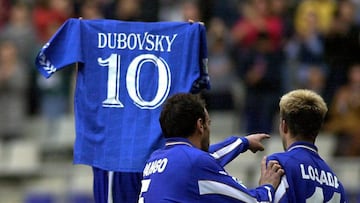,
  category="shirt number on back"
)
[306,187,341,203]
[138,179,151,203]
[98,53,171,109]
